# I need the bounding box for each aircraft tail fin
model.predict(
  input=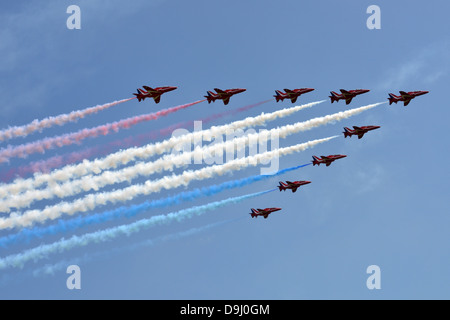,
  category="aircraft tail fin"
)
[388,93,398,105]
[312,155,321,166]
[274,90,284,102]
[343,127,352,138]
[250,208,258,218]
[204,91,216,104]
[278,182,287,191]
[133,90,143,102]
[329,91,340,103]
